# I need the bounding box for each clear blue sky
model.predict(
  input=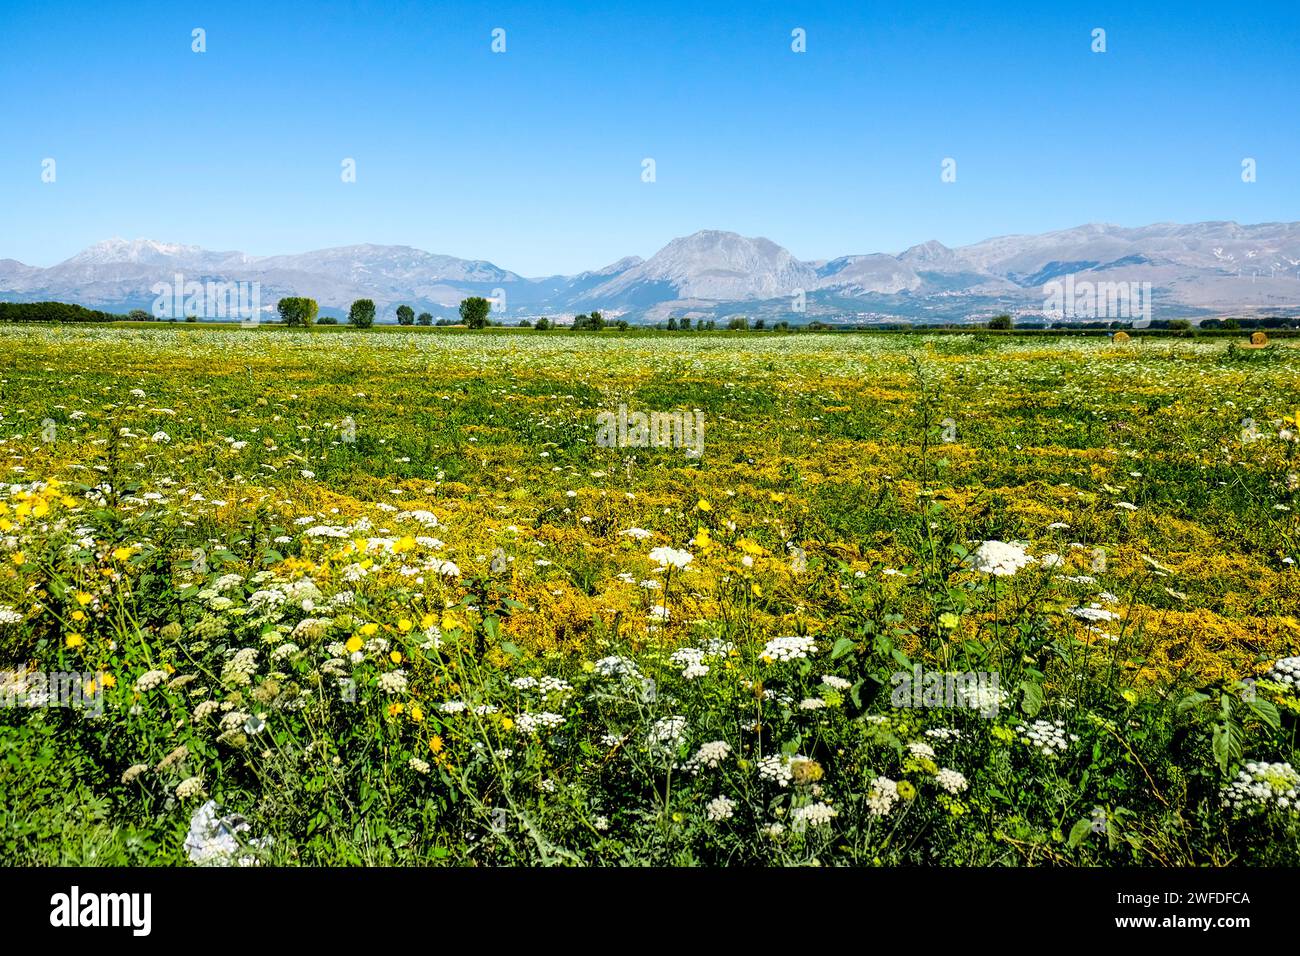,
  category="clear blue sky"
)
[2,0,1297,275]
